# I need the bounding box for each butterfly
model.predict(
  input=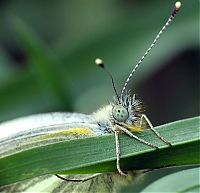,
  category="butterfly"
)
[0,2,181,193]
